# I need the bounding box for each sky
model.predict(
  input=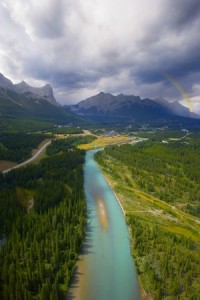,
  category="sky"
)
[0,0,200,112]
